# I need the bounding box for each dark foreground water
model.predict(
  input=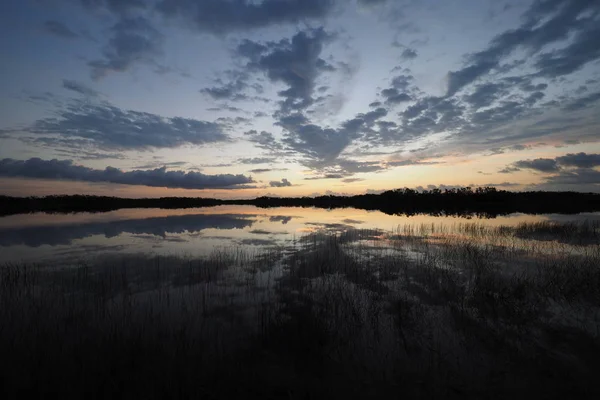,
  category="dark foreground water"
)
[2,206,600,398]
